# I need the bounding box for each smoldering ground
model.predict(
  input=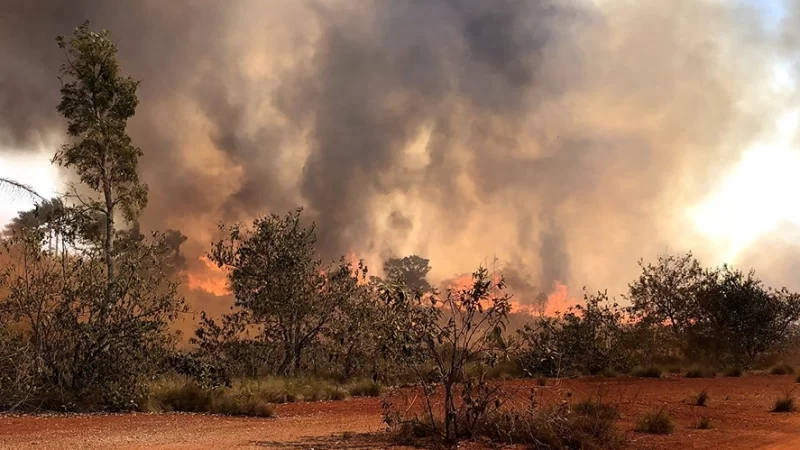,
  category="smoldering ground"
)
[1,0,798,311]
